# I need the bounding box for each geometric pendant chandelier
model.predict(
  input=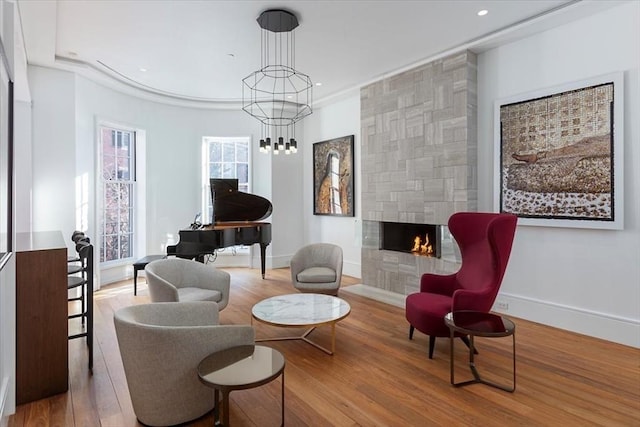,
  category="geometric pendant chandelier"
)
[242,9,313,155]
